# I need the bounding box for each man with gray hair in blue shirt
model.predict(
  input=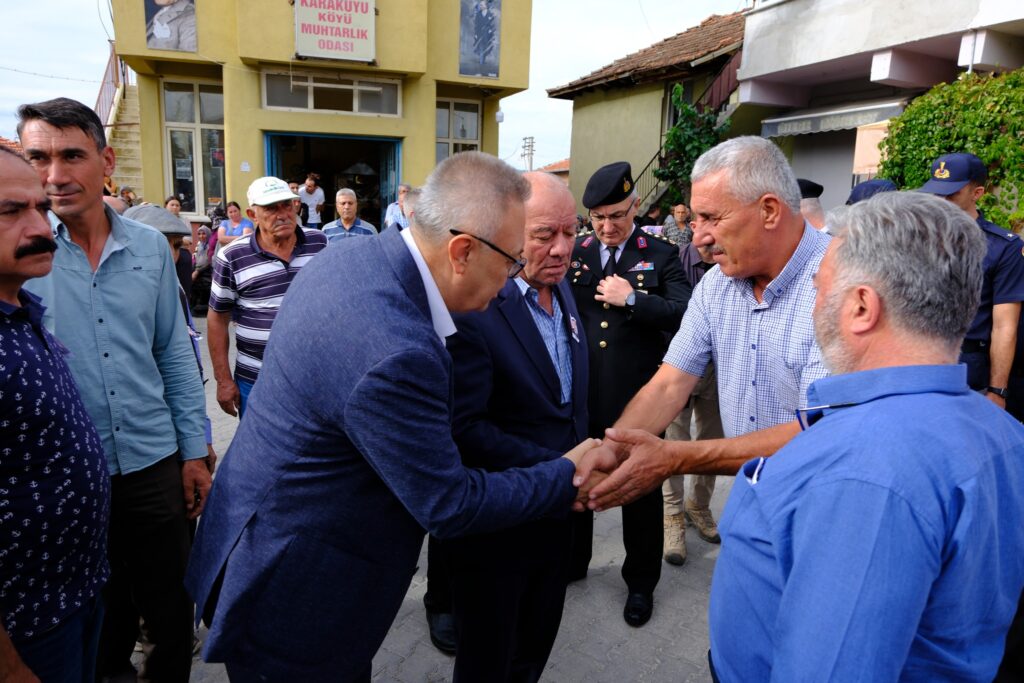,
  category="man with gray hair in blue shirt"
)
[19,97,208,682]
